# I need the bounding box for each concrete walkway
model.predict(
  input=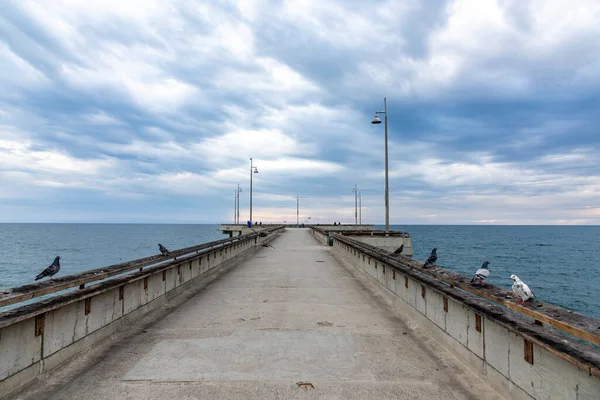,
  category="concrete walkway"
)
[17,228,504,400]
